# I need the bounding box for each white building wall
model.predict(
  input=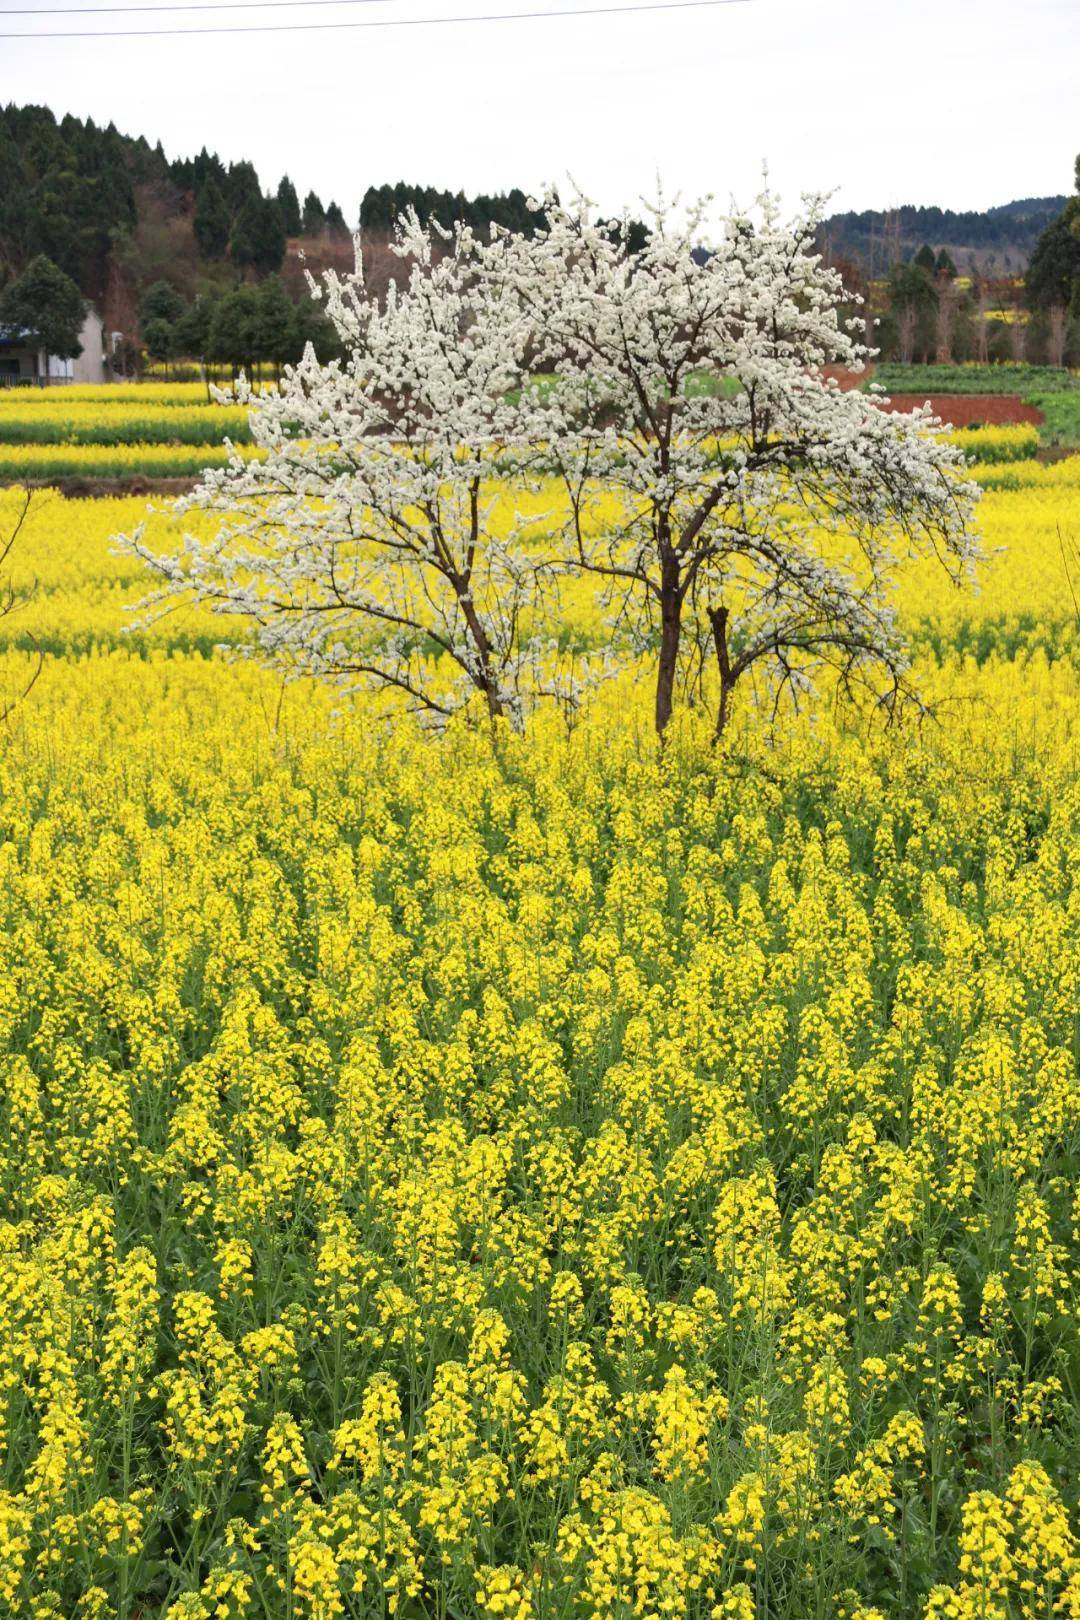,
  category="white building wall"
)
[69,307,109,383]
